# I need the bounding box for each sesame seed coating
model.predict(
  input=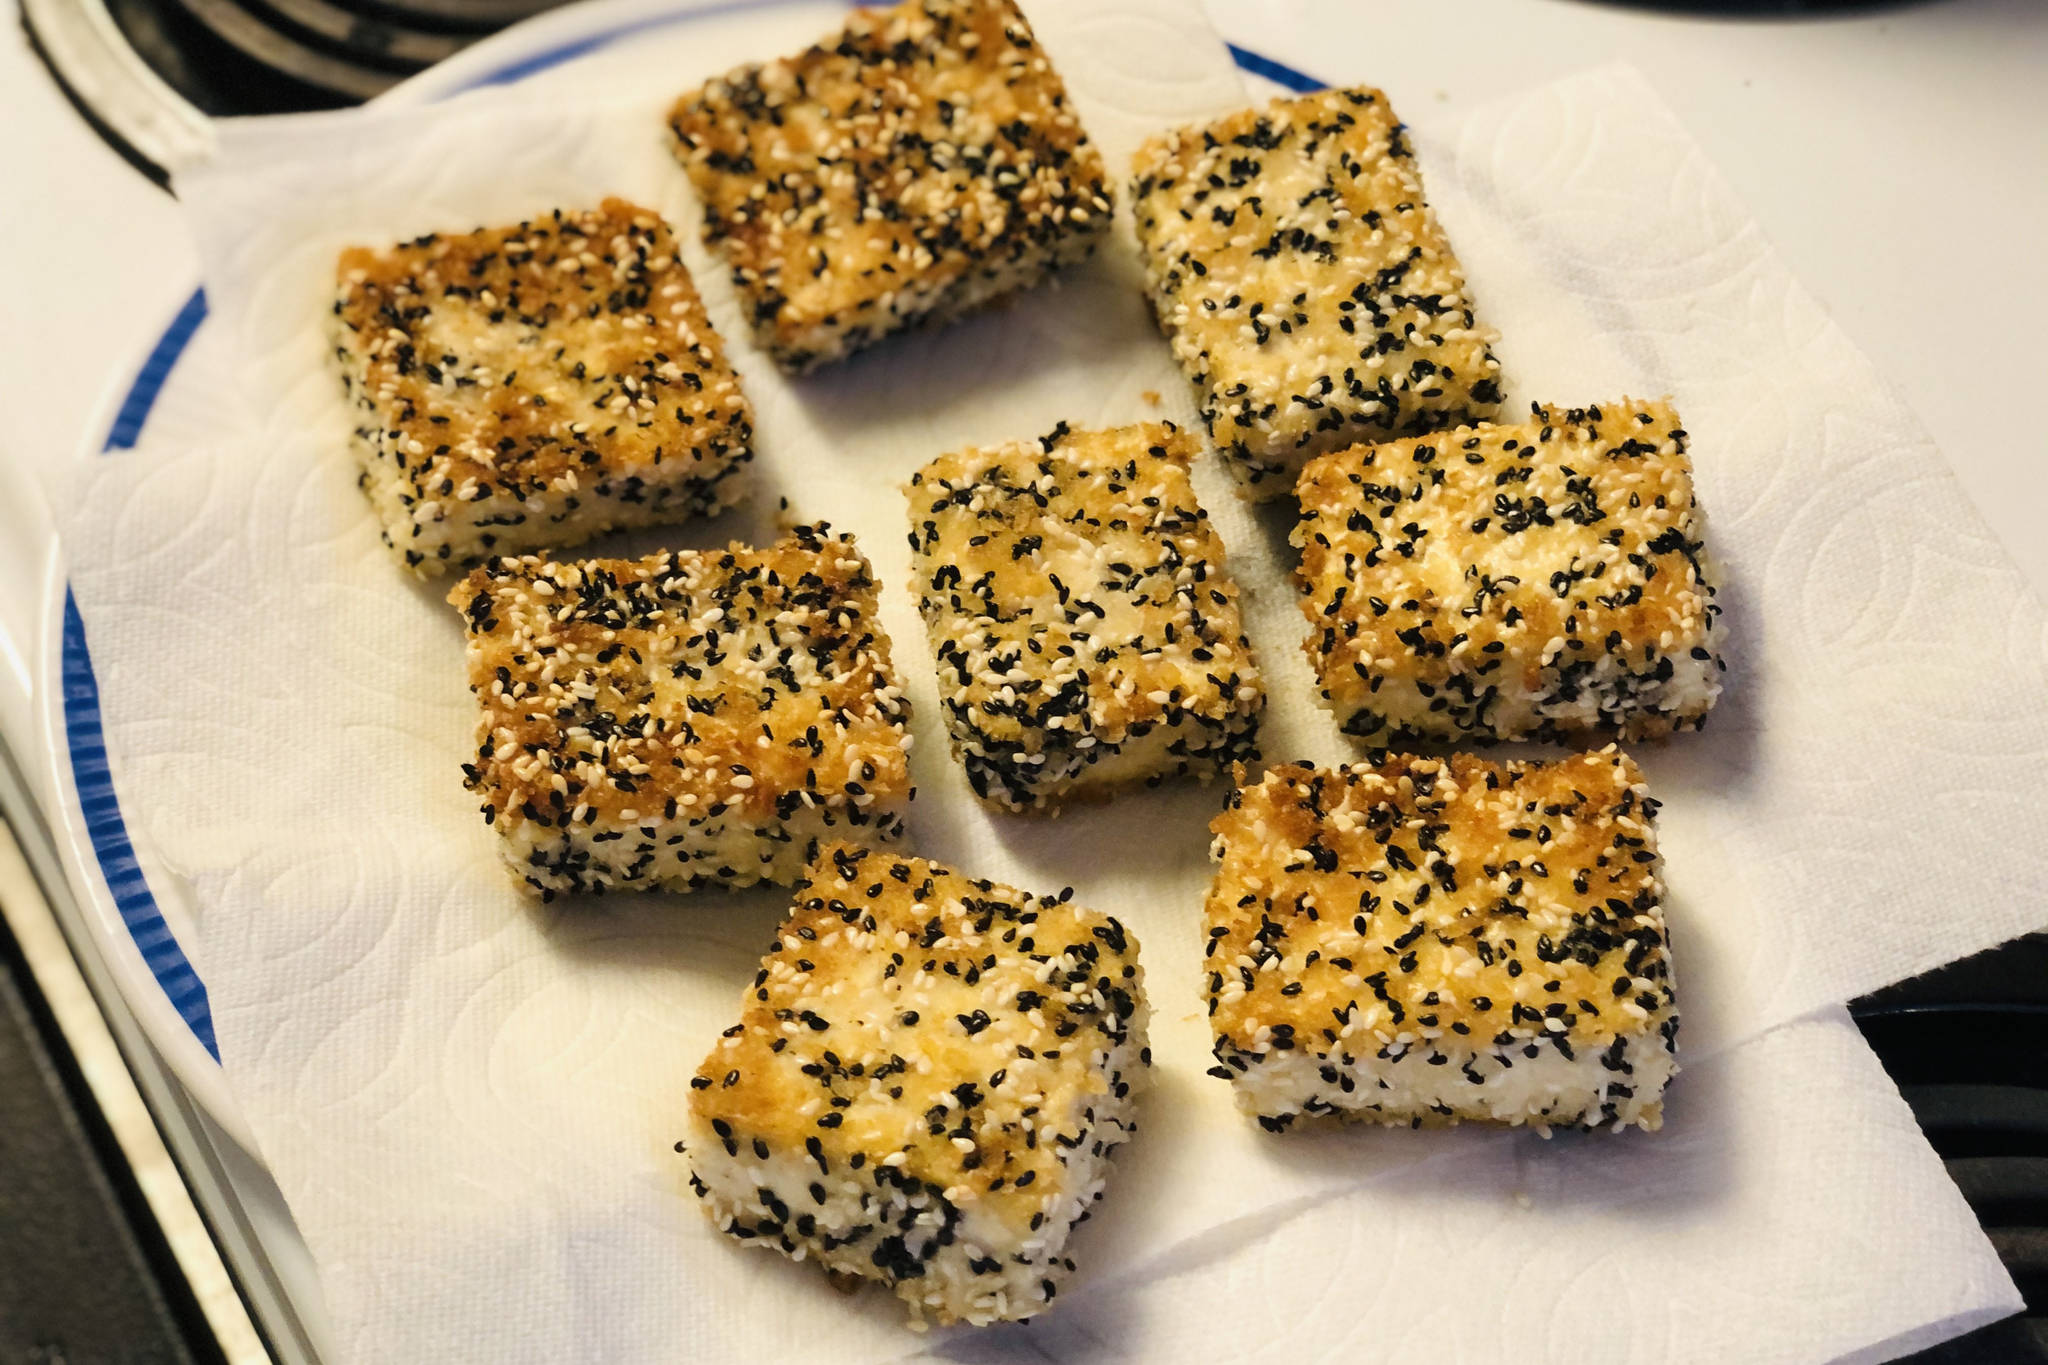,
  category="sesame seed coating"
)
[1131,86,1503,500]
[906,421,1265,812]
[333,198,754,574]
[450,526,911,897]
[682,843,1148,1325]
[1205,750,1677,1131]
[1295,397,1723,745]
[667,0,1112,373]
